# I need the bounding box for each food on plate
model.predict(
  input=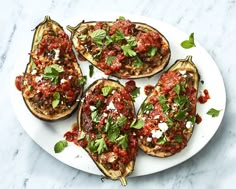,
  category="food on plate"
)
[67,16,170,78]
[135,56,199,157]
[76,79,138,185]
[20,16,83,121]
